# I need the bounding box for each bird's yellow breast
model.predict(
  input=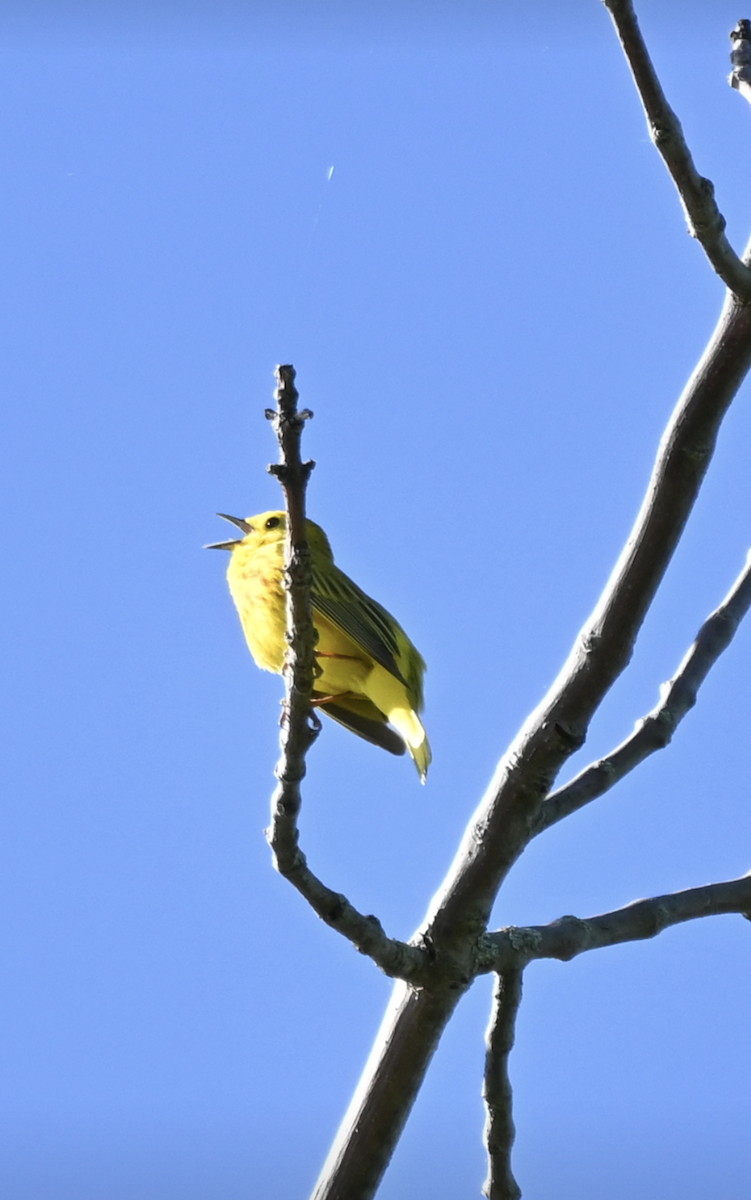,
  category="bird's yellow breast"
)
[226,538,287,673]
